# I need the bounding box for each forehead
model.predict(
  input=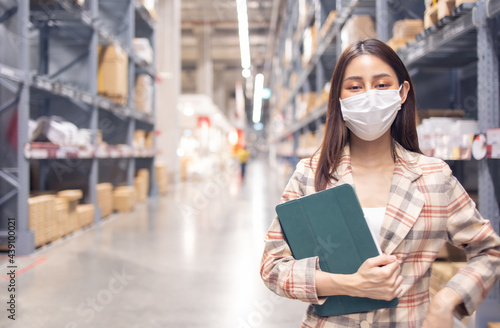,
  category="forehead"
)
[343,55,398,79]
